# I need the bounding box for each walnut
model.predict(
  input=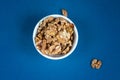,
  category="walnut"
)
[91,59,102,69]
[52,45,61,55]
[37,33,42,39]
[49,45,56,53]
[45,36,52,43]
[67,40,72,47]
[41,39,47,54]
[62,47,70,54]
[47,16,54,22]
[46,30,56,36]
[35,37,40,43]
[56,34,66,44]
[62,9,68,17]
[55,18,60,23]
